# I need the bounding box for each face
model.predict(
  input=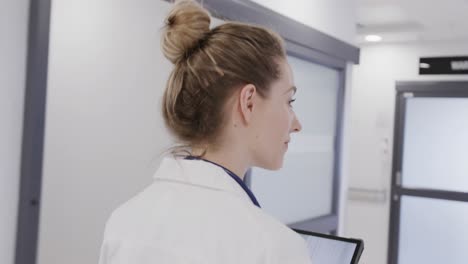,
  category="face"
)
[249,59,302,170]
